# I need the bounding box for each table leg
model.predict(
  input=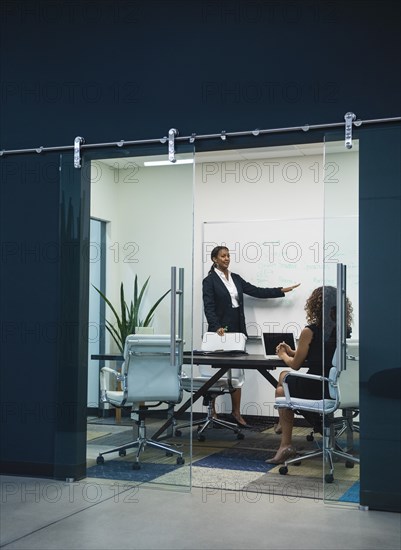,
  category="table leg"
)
[151,367,229,440]
[257,368,278,388]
